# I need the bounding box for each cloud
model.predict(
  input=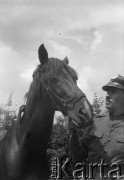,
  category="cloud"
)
[90,30,103,53]
[0,42,37,105]
[76,66,97,102]
[65,27,103,54]
[78,66,96,89]
[49,41,71,58]
[20,68,35,82]
[1,0,124,57]
[0,0,124,106]
[0,42,23,79]
[69,4,124,30]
